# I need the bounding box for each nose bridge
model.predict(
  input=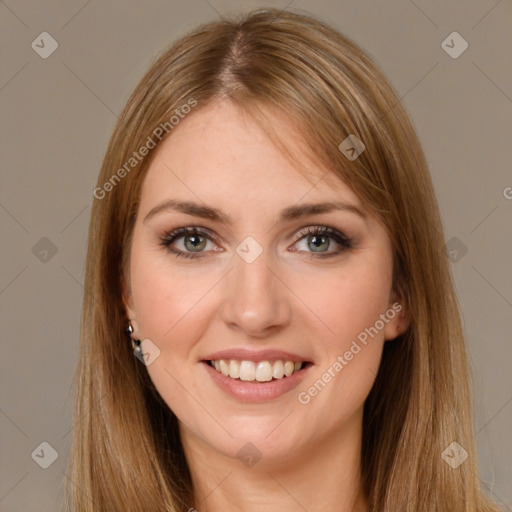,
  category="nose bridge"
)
[220,245,291,336]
